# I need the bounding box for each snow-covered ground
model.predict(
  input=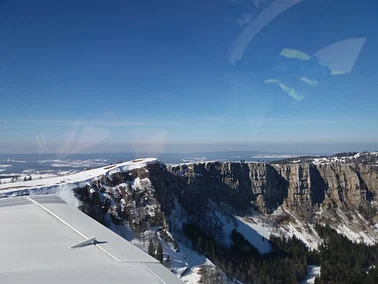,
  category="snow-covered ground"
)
[113,215,213,283]
[1,158,26,163]
[210,201,322,253]
[0,165,13,174]
[0,158,158,197]
[311,152,378,165]
[0,164,12,168]
[0,158,157,190]
[181,157,208,163]
[234,215,272,253]
[0,169,79,184]
[274,151,378,165]
[300,265,321,284]
[205,201,272,253]
[333,209,377,245]
[38,158,108,168]
[273,208,323,250]
[252,154,302,159]
[210,202,323,253]
[238,209,322,251]
[313,156,348,165]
